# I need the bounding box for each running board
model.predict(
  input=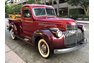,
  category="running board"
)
[16,35,30,42]
[15,35,33,46]
[24,38,29,42]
